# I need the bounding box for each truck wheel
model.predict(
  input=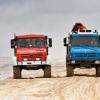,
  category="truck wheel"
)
[66,65,74,77]
[43,65,51,78]
[96,66,100,76]
[13,66,22,79]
